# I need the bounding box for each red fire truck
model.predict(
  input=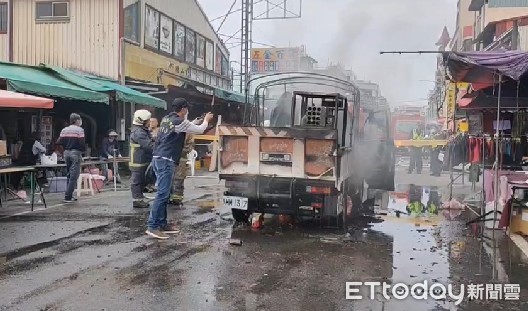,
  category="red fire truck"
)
[391,105,426,152]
